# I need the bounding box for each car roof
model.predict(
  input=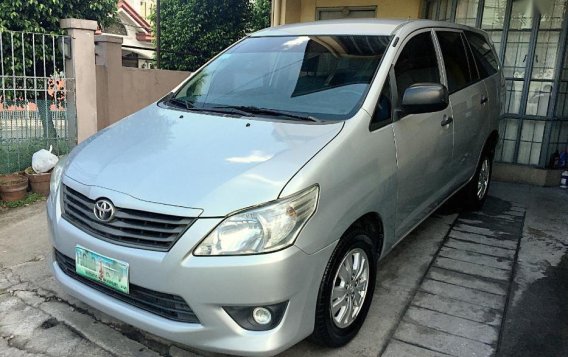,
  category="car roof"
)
[250,19,484,37]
